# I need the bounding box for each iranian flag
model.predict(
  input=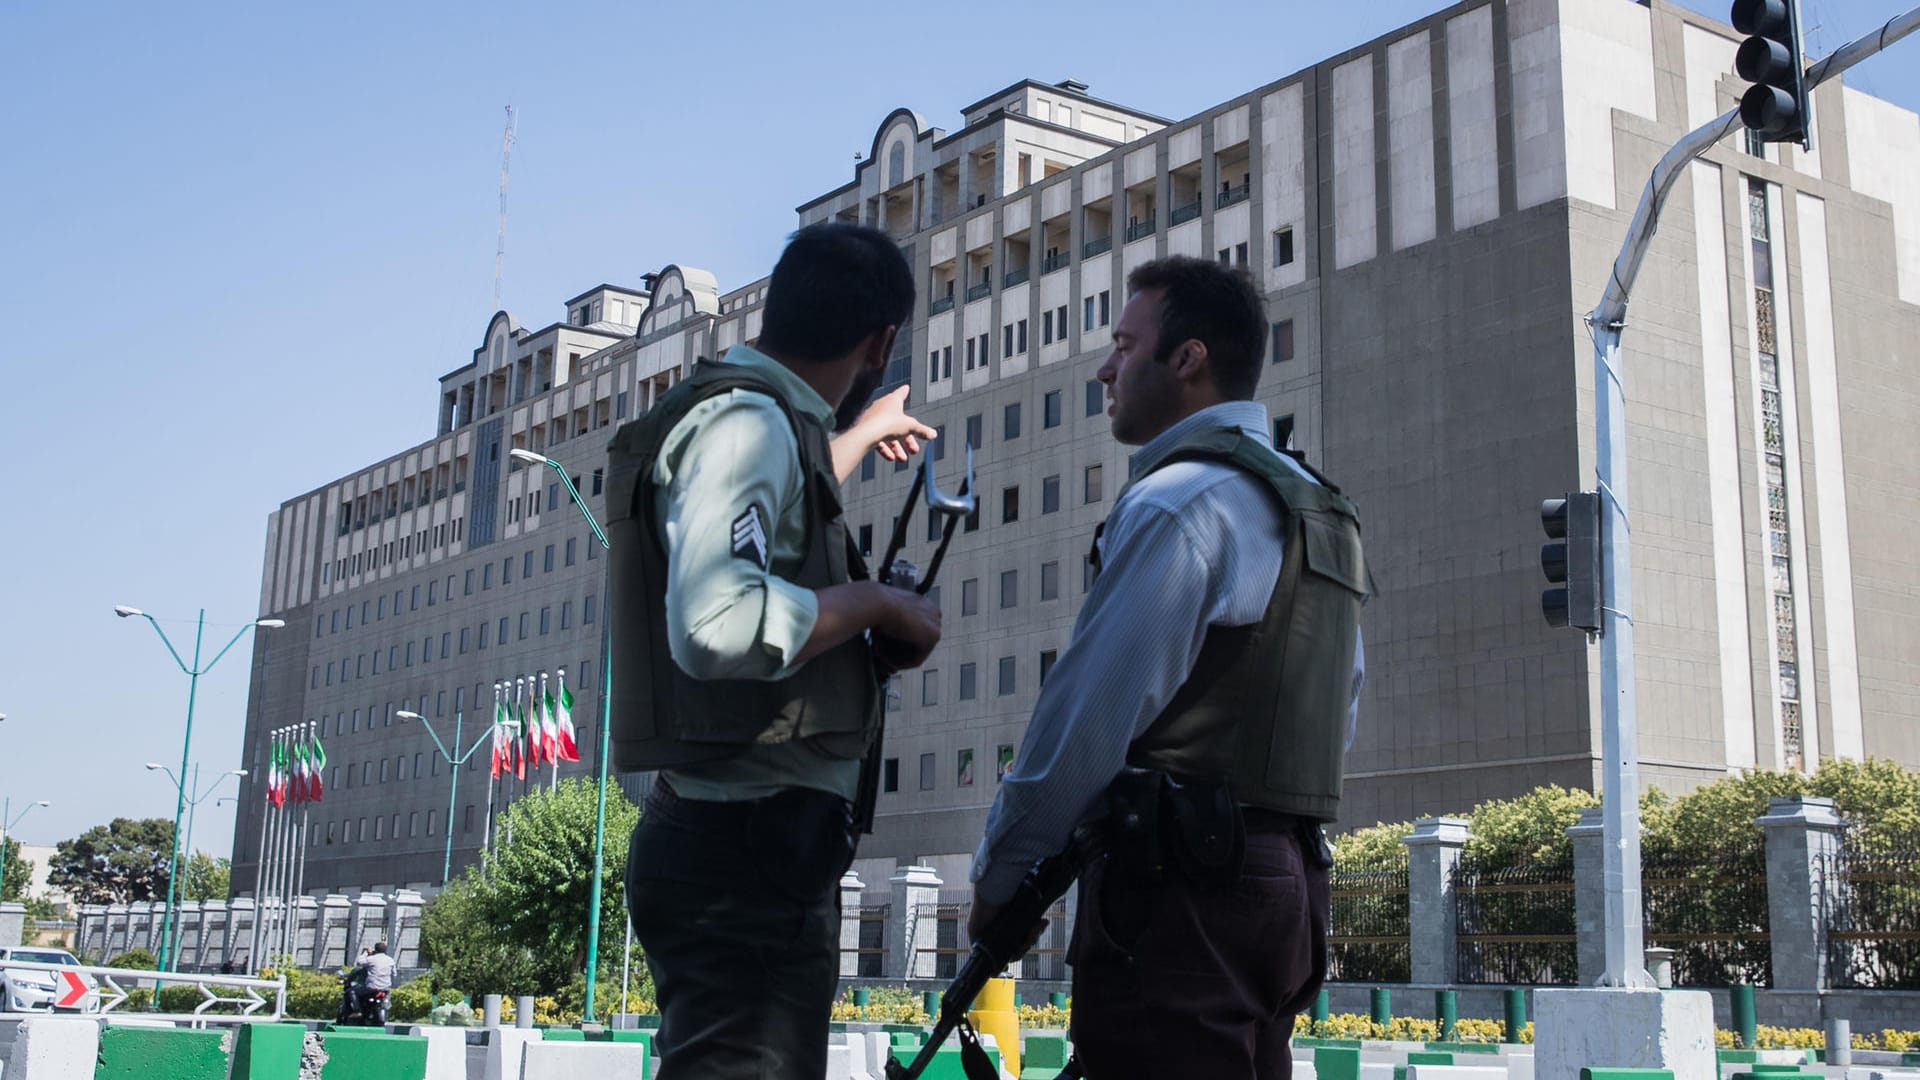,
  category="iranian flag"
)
[538,676,560,764]
[513,684,532,778]
[289,740,308,804]
[307,733,327,802]
[490,691,510,780]
[554,674,579,763]
[266,740,286,808]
